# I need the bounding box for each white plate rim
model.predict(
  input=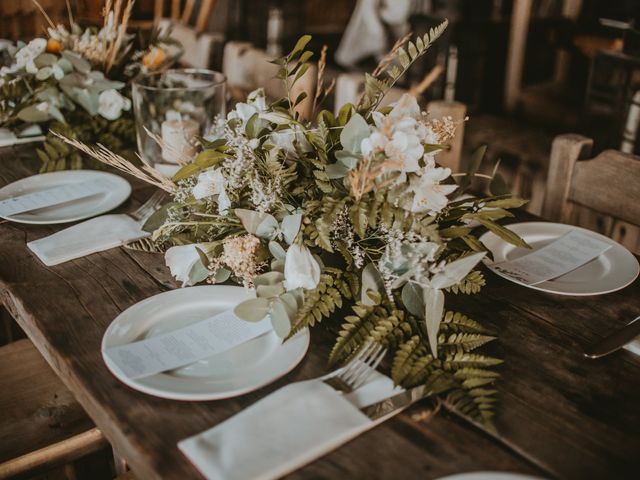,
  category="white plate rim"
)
[0,170,131,224]
[101,285,310,401]
[479,221,639,296]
